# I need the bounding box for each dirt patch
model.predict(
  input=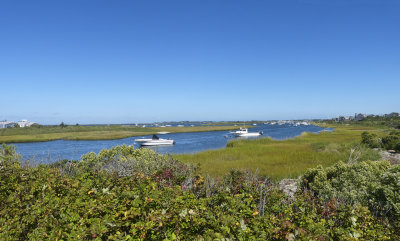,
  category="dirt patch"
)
[379,150,400,165]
